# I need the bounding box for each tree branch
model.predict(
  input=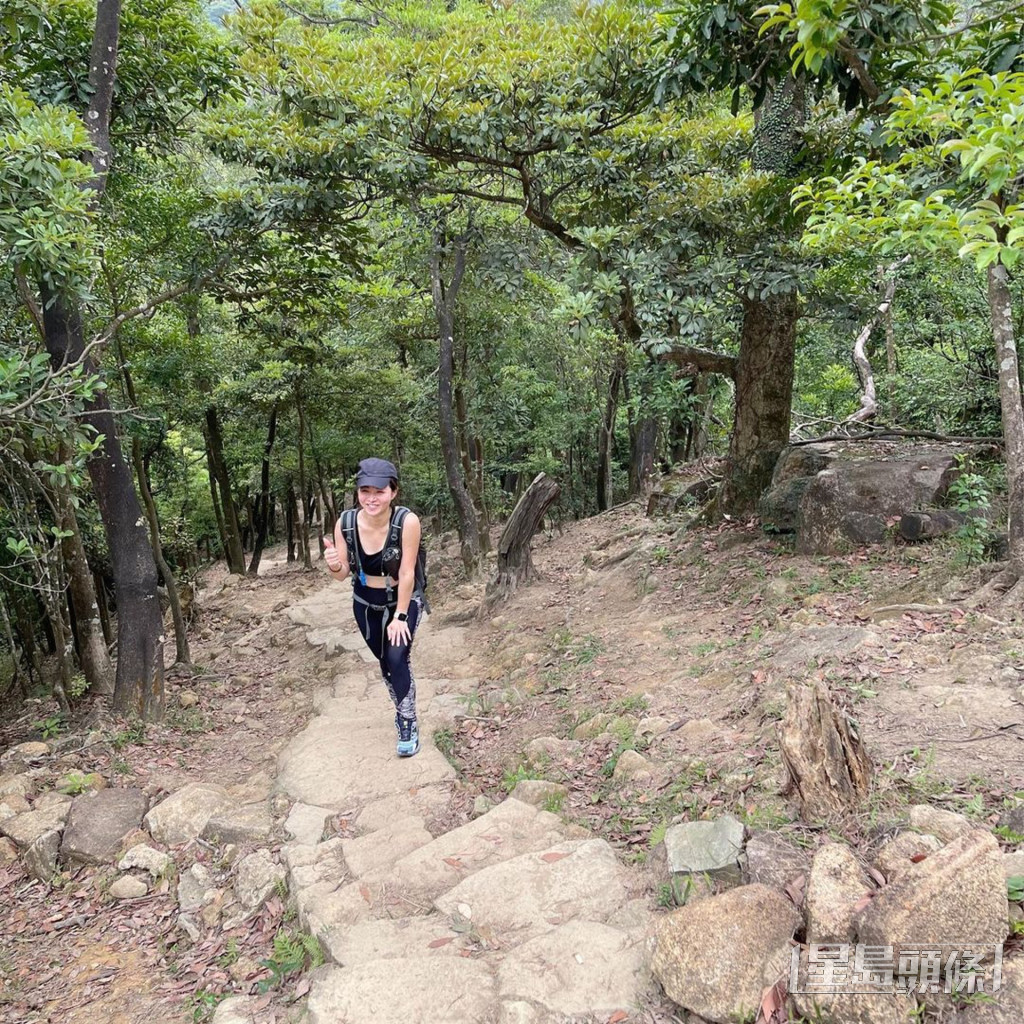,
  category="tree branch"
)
[662,345,738,380]
[15,271,45,340]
